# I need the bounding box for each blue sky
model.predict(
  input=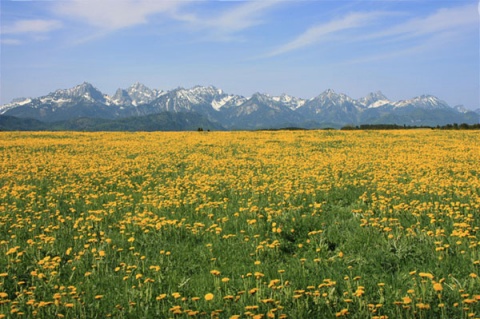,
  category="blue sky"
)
[1,0,479,109]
